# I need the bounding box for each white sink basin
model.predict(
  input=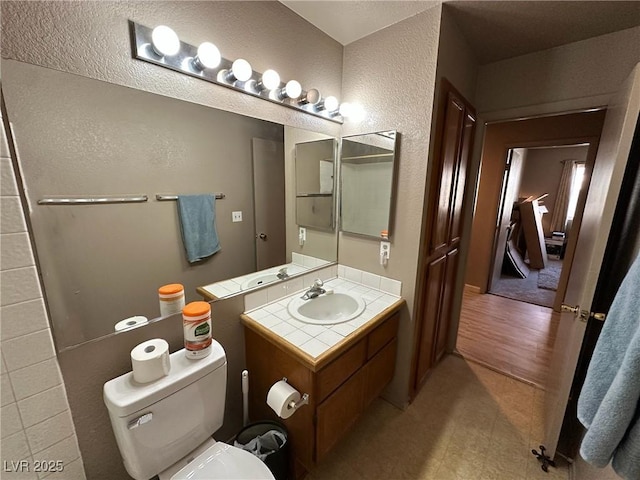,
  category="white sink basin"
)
[241,273,279,290]
[288,292,366,325]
